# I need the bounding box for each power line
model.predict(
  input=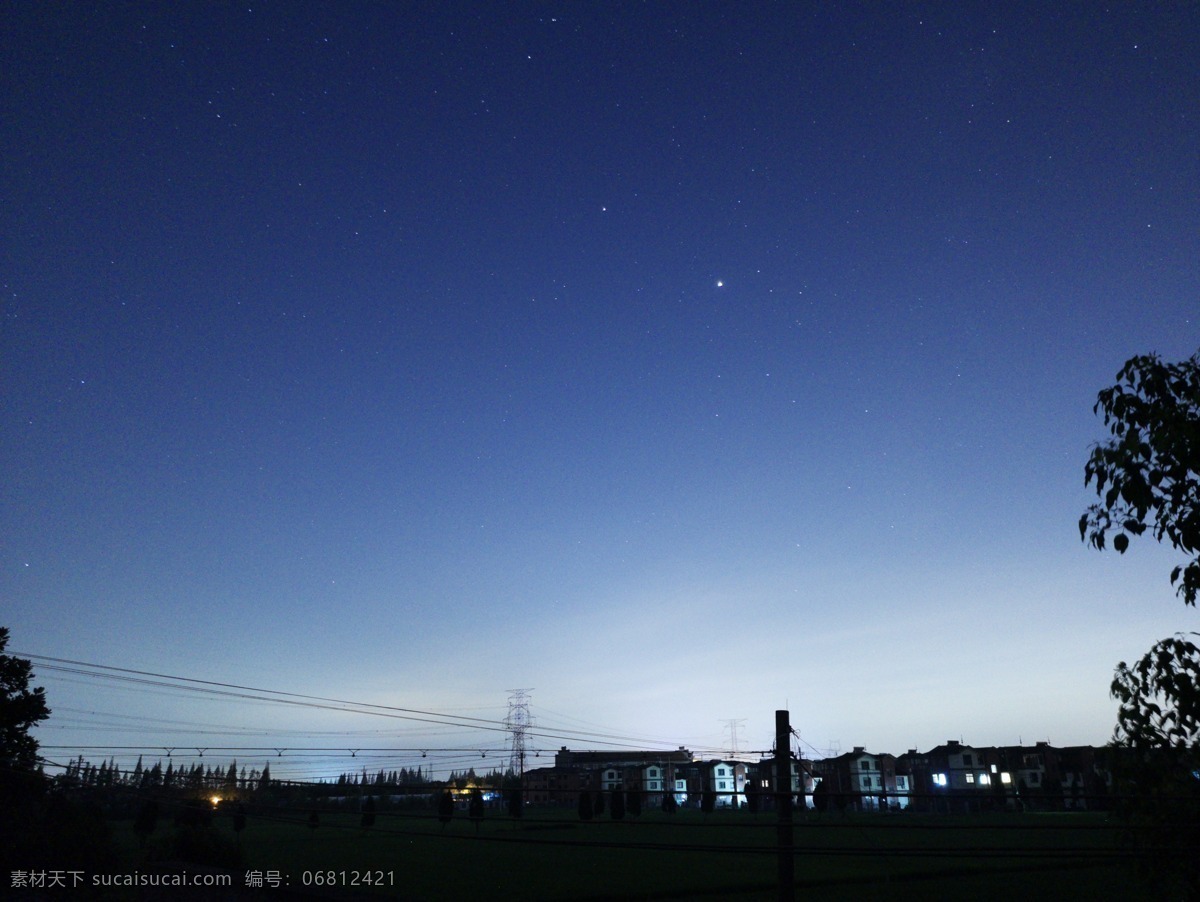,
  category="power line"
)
[24,653,709,750]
